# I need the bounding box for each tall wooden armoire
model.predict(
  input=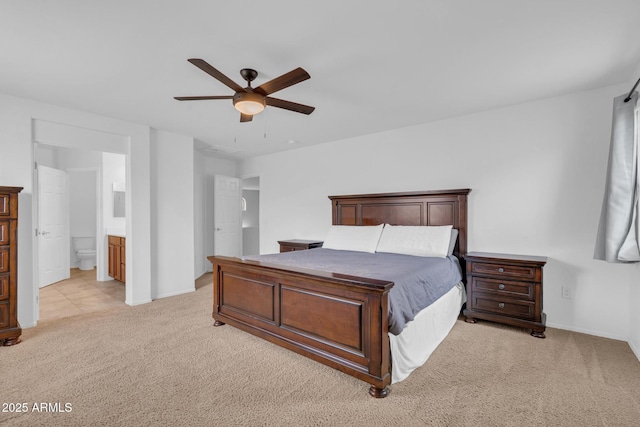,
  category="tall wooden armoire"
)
[0,186,22,345]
